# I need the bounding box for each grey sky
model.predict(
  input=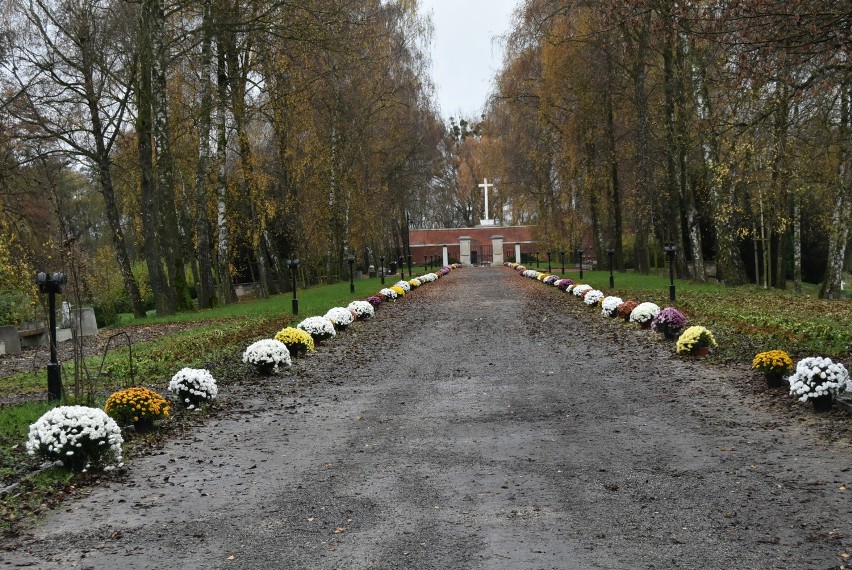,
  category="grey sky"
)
[419,0,519,120]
